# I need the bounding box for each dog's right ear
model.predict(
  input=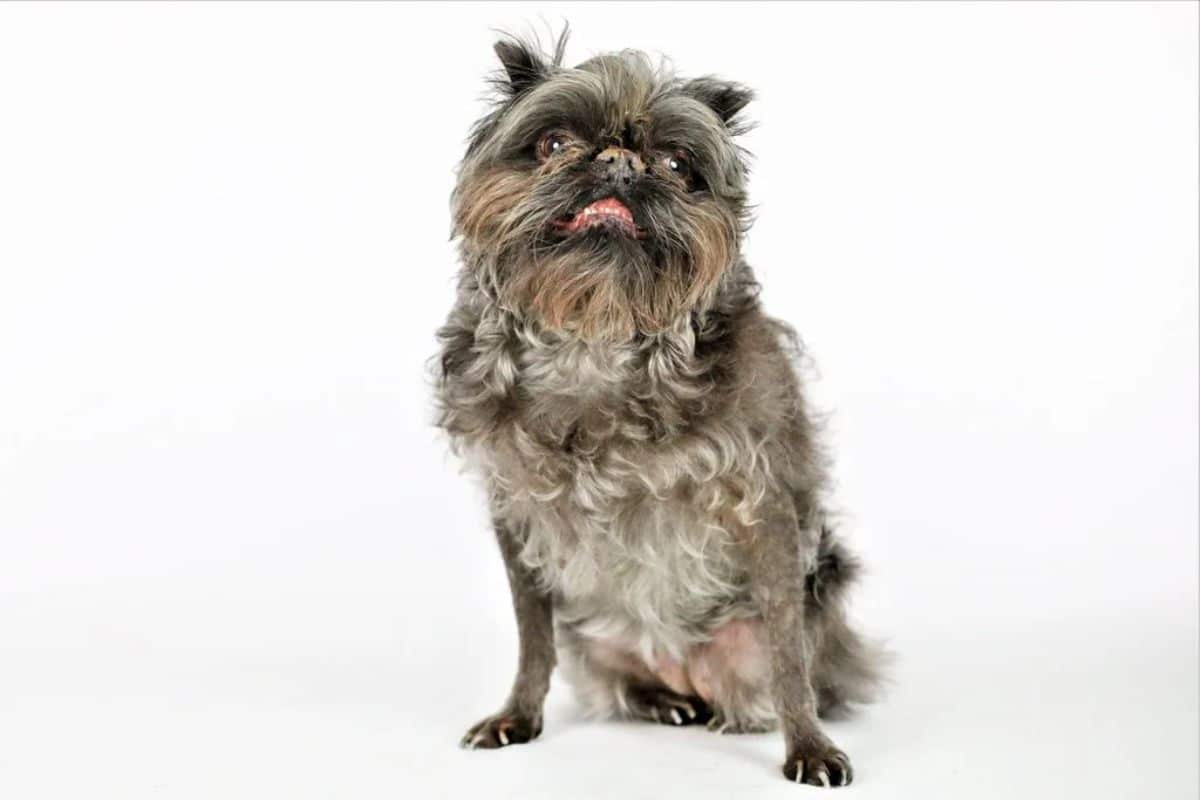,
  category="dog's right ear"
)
[493,38,549,95]
[492,29,567,96]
